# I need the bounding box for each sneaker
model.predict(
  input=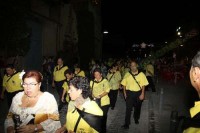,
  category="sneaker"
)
[121,124,129,129]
